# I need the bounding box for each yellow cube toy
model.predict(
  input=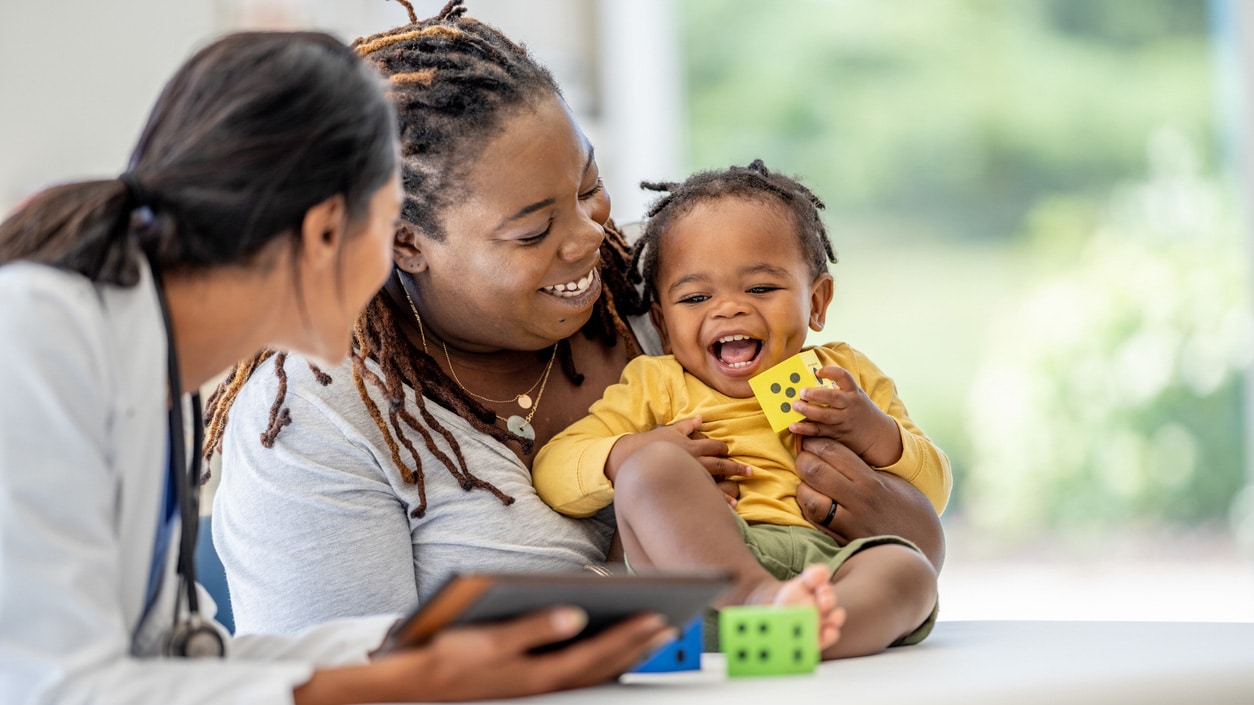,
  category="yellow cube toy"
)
[747,350,838,432]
